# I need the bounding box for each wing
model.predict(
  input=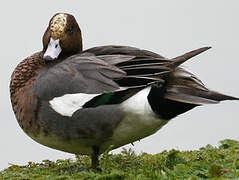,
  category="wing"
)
[85,45,237,105]
[33,54,126,100]
[34,46,172,101]
[83,45,167,59]
[35,45,222,106]
[84,46,172,88]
